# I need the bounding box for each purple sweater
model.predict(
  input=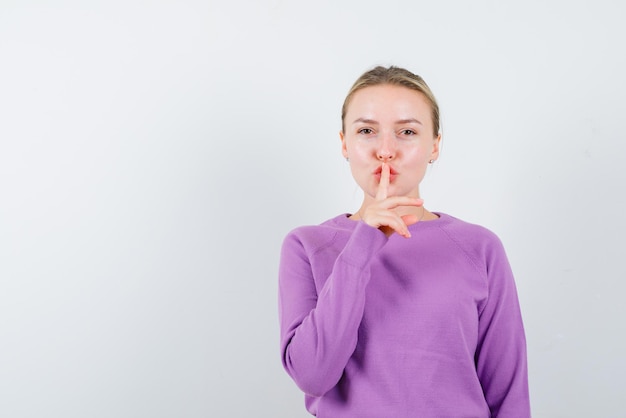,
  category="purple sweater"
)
[278,213,530,417]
